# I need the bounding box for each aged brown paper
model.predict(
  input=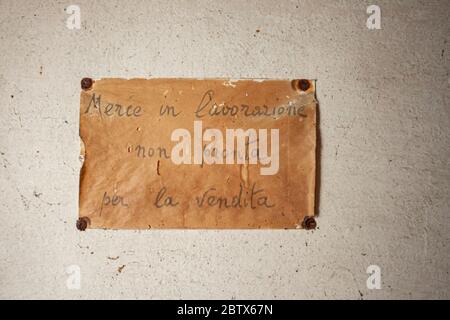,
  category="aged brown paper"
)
[79,78,317,229]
